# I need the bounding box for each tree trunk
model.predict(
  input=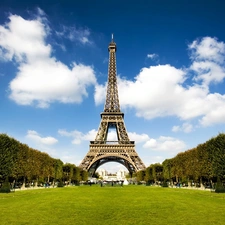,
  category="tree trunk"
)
[35,178,38,187]
[21,177,26,189]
